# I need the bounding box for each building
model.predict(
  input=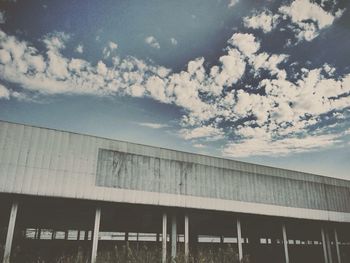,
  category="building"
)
[0,120,349,263]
